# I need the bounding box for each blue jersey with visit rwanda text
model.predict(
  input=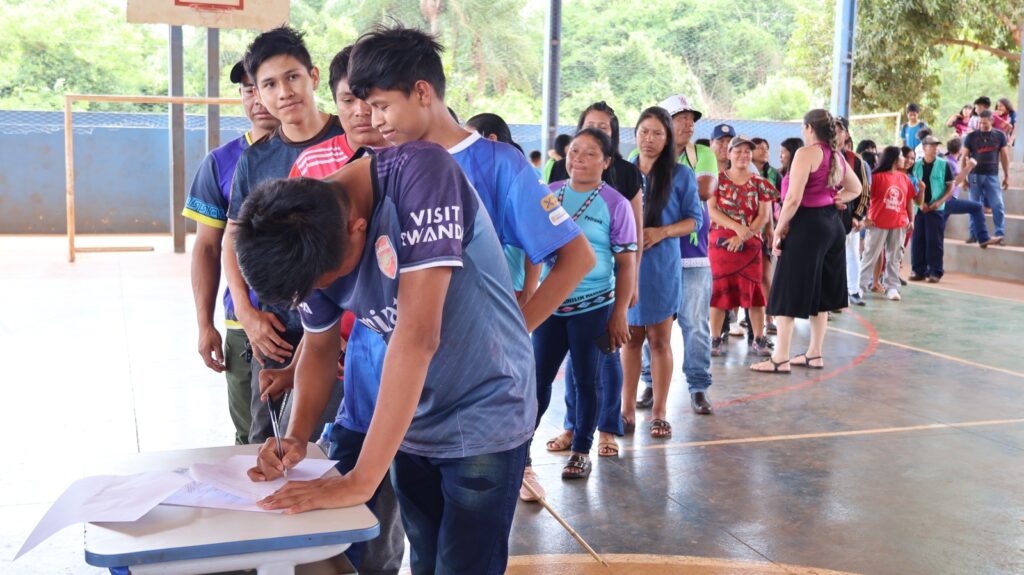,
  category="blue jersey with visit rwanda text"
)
[298,142,536,459]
